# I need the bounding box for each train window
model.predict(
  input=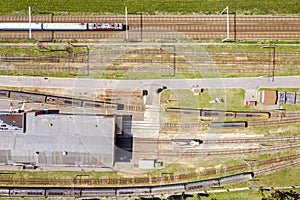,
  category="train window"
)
[28,192,43,195]
[48,192,64,195]
[118,191,134,194]
[64,100,73,104]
